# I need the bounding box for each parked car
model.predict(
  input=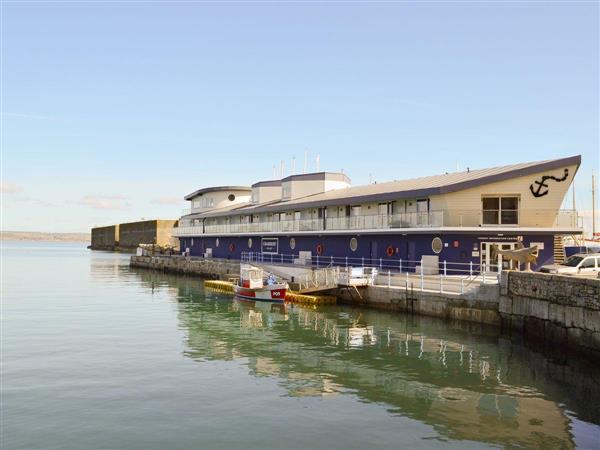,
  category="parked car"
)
[539,253,600,275]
